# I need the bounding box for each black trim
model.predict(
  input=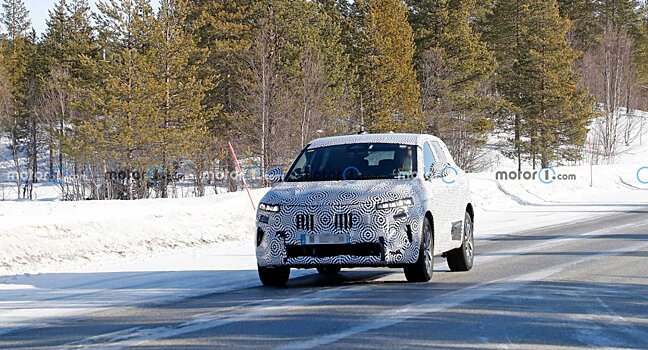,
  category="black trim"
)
[334,213,354,229]
[296,214,315,230]
[286,243,382,259]
[256,228,264,247]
